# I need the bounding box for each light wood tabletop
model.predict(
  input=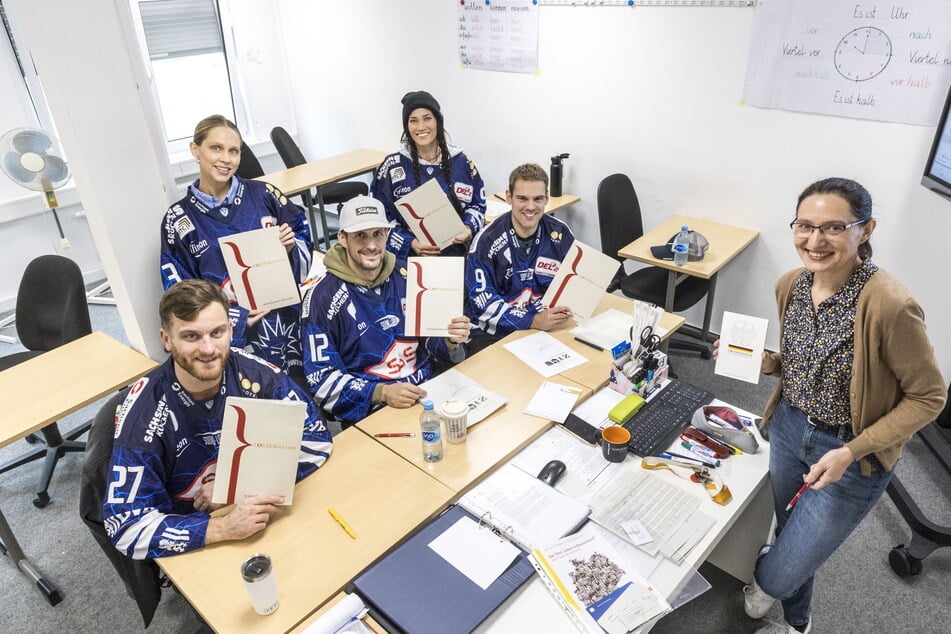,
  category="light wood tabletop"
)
[0,331,157,449]
[617,214,759,280]
[254,148,386,197]
[157,427,454,634]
